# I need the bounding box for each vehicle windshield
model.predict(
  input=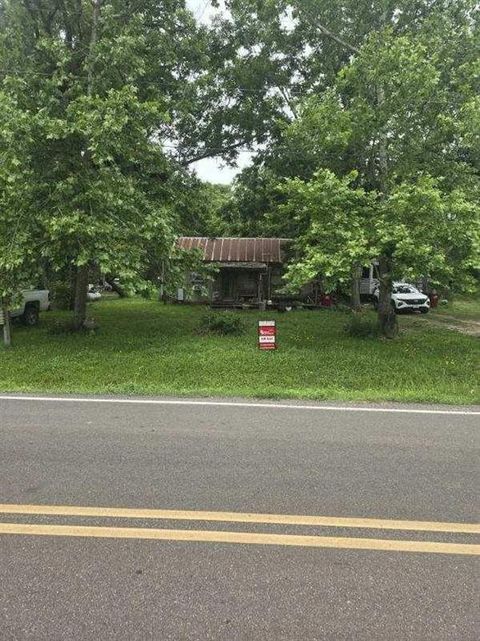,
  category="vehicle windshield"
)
[393,285,418,294]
